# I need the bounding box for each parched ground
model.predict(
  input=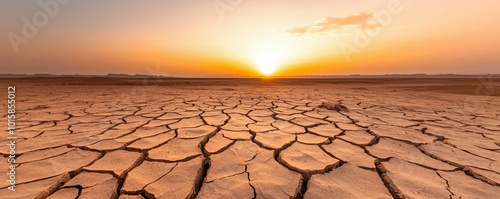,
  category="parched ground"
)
[1,77,500,199]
